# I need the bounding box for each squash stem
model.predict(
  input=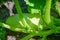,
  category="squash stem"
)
[21,33,37,40]
[55,1,60,15]
[14,0,24,19]
[44,0,52,24]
